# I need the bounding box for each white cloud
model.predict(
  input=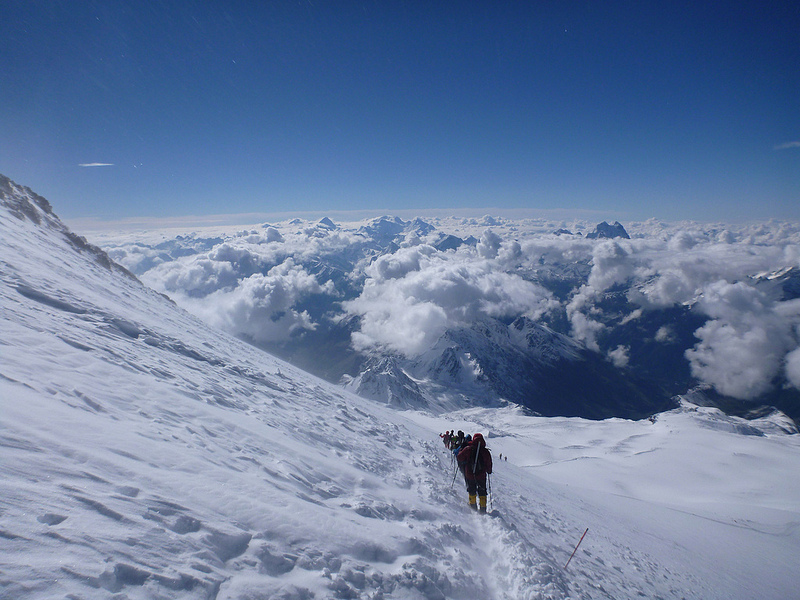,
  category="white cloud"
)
[366,245,437,282]
[685,281,794,399]
[106,244,165,274]
[686,320,784,399]
[629,234,793,309]
[129,230,339,342]
[349,294,450,356]
[667,230,699,252]
[774,141,800,150]
[78,163,114,167]
[477,229,502,259]
[344,247,557,356]
[564,239,636,348]
[566,310,605,352]
[587,240,637,291]
[144,252,242,297]
[620,308,643,325]
[655,325,674,343]
[608,345,630,368]
[188,259,335,343]
[264,227,284,243]
[786,346,800,390]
